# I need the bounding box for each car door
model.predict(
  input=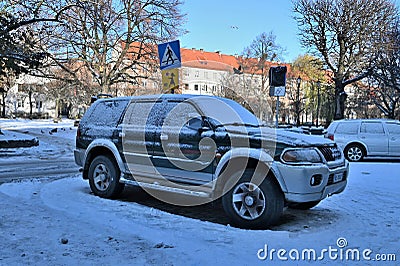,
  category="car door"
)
[152,100,215,184]
[122,100,161,175]
[359,121,389,156]
[386,122,400,156]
